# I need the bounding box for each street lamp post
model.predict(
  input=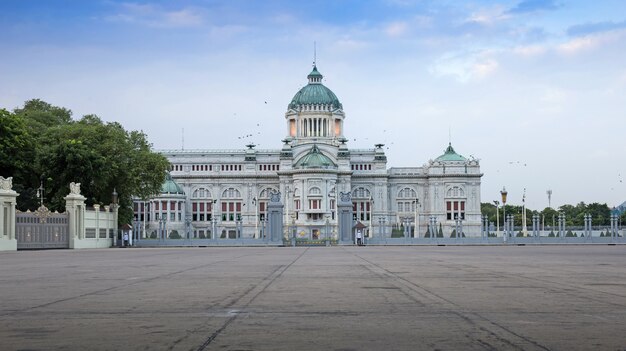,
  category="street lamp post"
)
[500,187,508,239]
[325,216,330,246]
[493,200,500,236]
[522,188,528,236]
[291,214,296,247]
[185,216,192,240]
[413,198,420,238]
[112,189,119,246]
[252,197,258,239]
